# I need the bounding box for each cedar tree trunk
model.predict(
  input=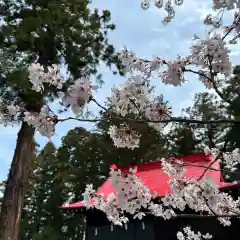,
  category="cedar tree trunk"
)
[0,122,35,240]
